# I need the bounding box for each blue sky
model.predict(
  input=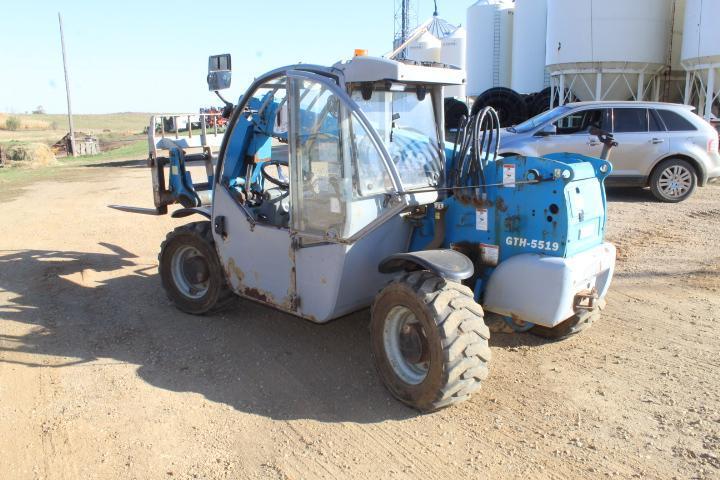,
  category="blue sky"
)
[1,1,470,114]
